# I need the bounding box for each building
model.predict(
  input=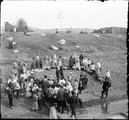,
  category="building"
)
[94,27,127,34]
[4,22,15,32]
